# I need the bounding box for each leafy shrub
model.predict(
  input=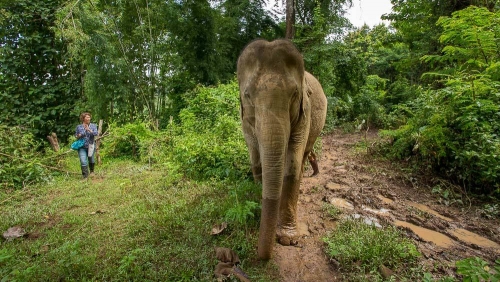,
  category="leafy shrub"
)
[456,257,500,282]
[325,75,389,131]
[385,77,420,109]
[352,75,387,127]
[168,81,250,180]
[0,125,53,188]
[224,179,261,225]
[381,75,500,193]
[101,122,154,161]
[225,200,260,225]
[379,7,500,193]
[323,95,347,132]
